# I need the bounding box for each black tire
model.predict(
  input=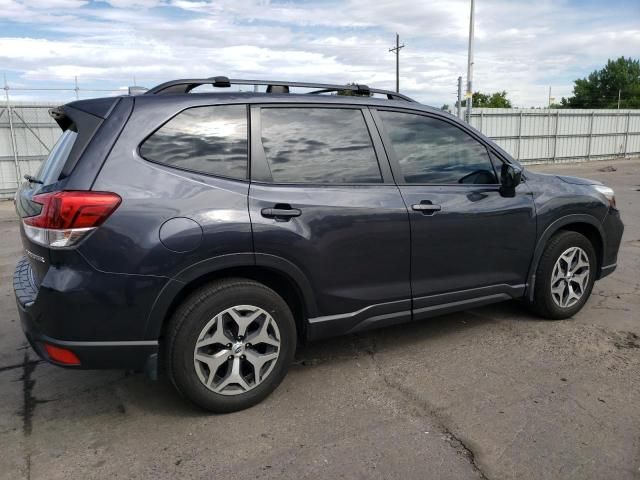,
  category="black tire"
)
[165,278,296,413]
[529,231,597,319]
